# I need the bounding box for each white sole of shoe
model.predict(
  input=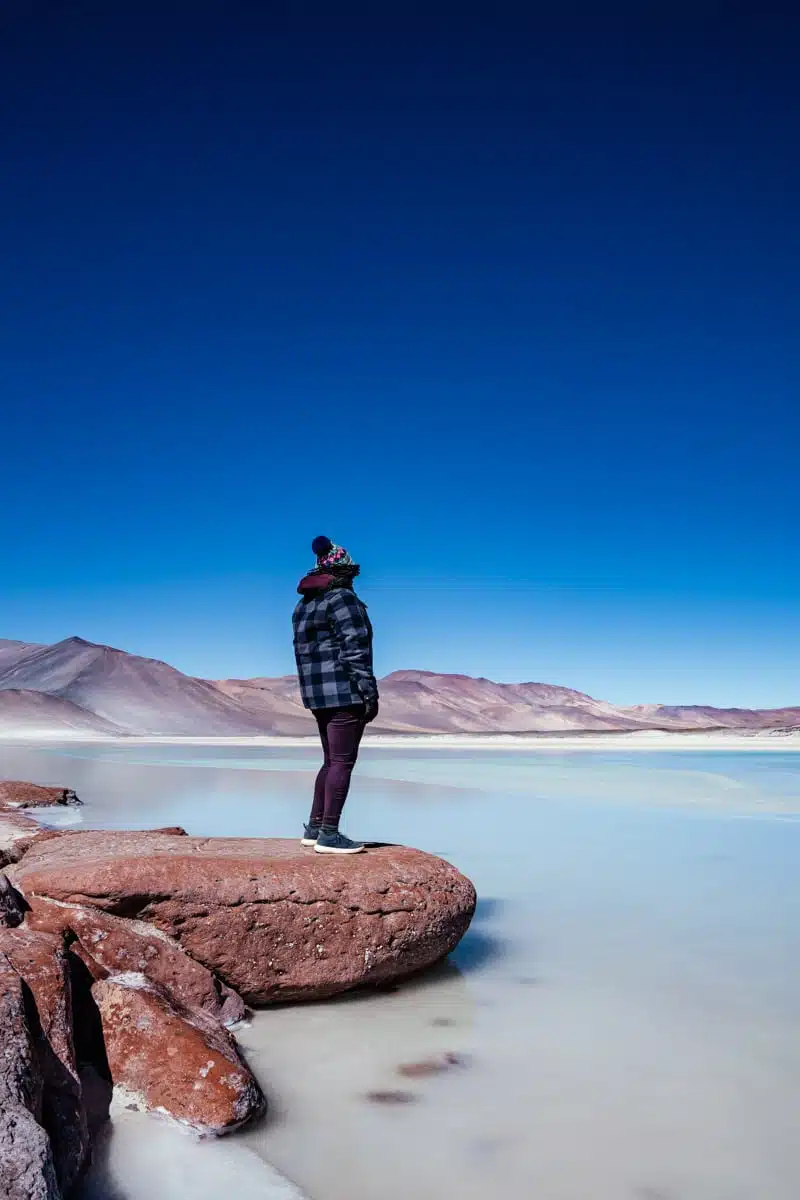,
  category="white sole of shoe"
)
[300,837,318,846]
[314,843,365,855]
